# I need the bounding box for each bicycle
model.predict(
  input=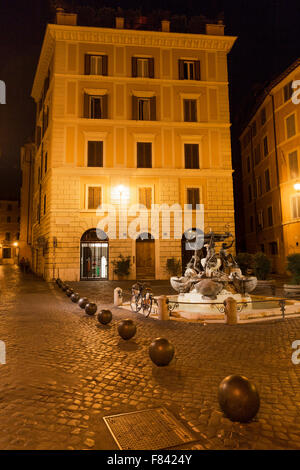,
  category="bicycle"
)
[130,282,154,317]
